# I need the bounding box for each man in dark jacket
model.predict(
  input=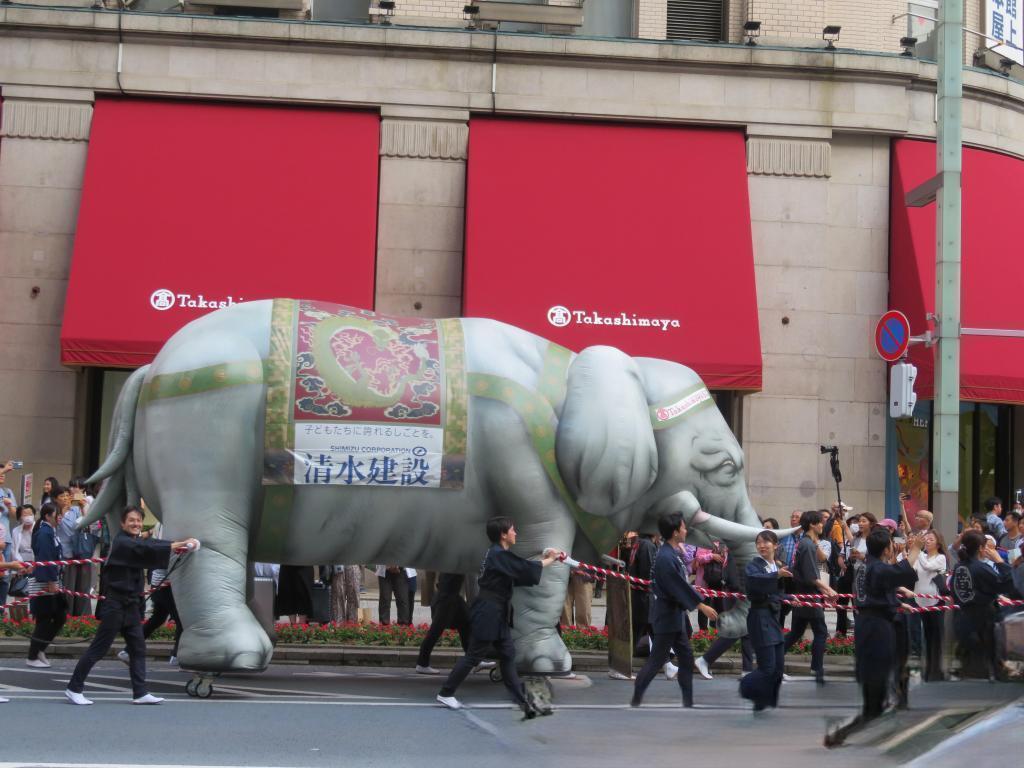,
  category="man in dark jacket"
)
[628,532,658,655]
[783,509,837,684]
[436,516,560,716]
[65,505,198,705]
[416,572,471,674]
[631,512,718,708]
